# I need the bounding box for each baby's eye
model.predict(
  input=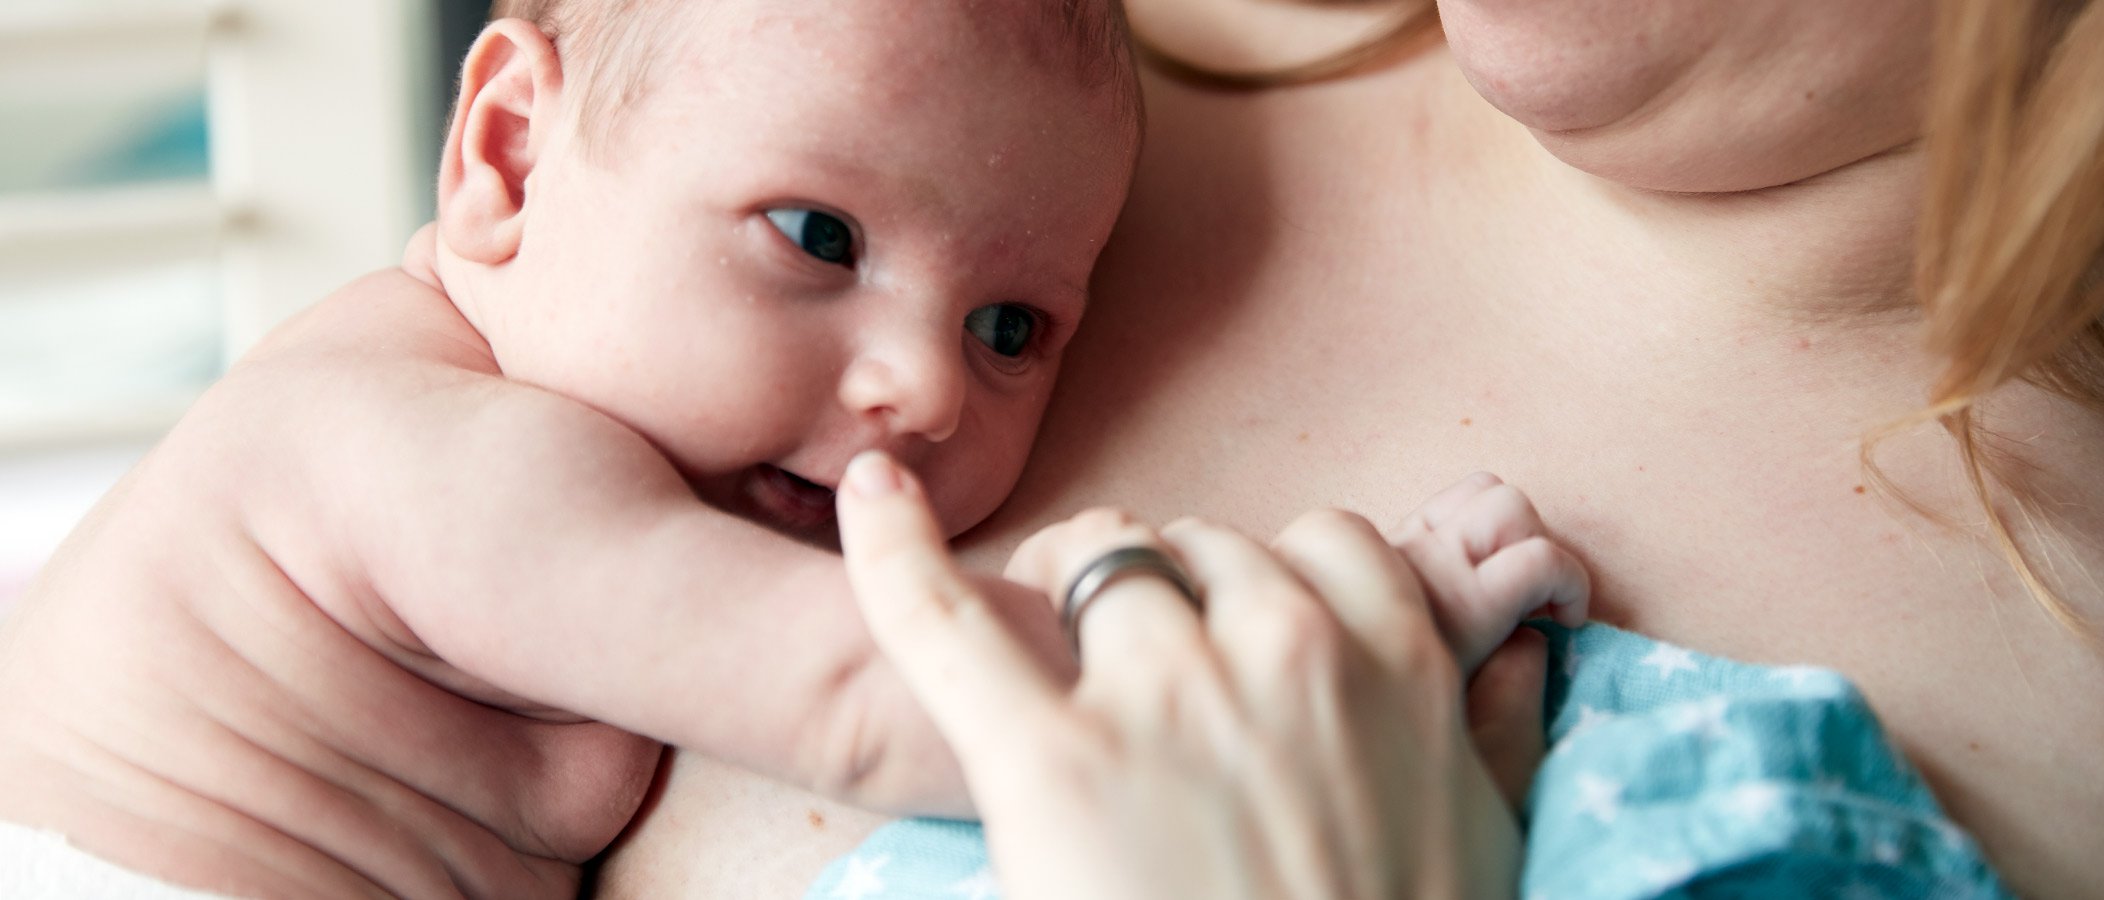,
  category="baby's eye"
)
[764,208,855,266]
[965,304,1037,358]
